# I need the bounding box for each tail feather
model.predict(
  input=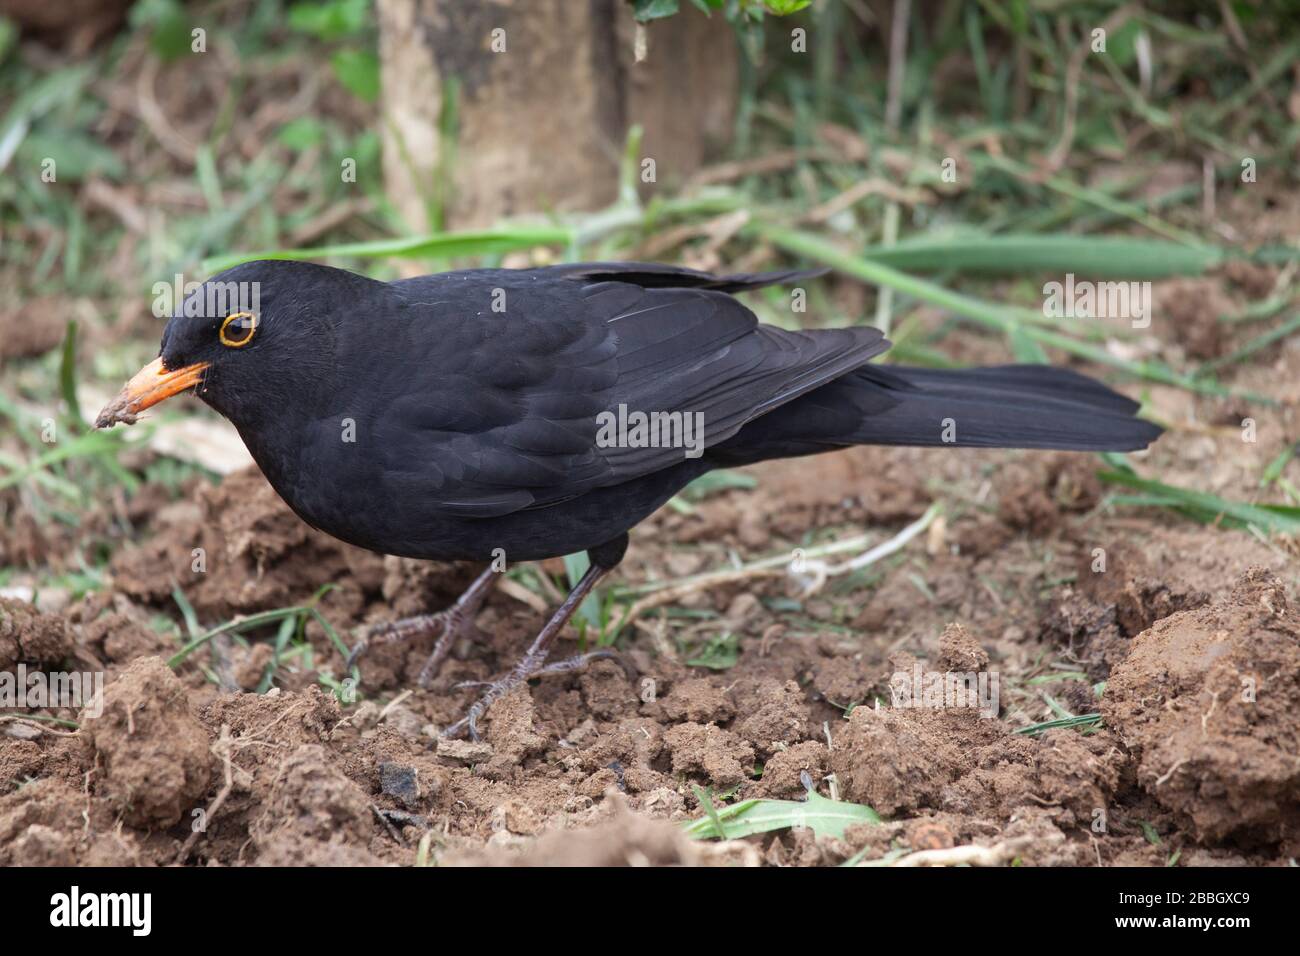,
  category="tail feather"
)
[851,364,1161,451]
[878,364,1142,416]
[711,362,1162,463]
